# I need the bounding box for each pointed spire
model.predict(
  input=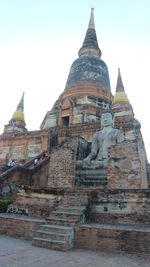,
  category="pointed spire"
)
[3,92,27,133]
[17,91,24,112]
[11,92,25,122]
[112,69,129,105]
[78,8,101,58]
[116,68,124,92]
[88,7,95,29]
